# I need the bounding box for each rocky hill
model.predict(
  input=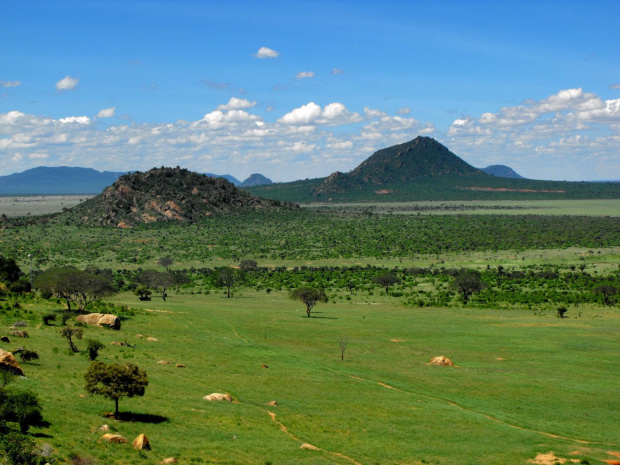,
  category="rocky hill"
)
[65,167,297,227]
[481,164,525,179]
[313,136,484,195]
